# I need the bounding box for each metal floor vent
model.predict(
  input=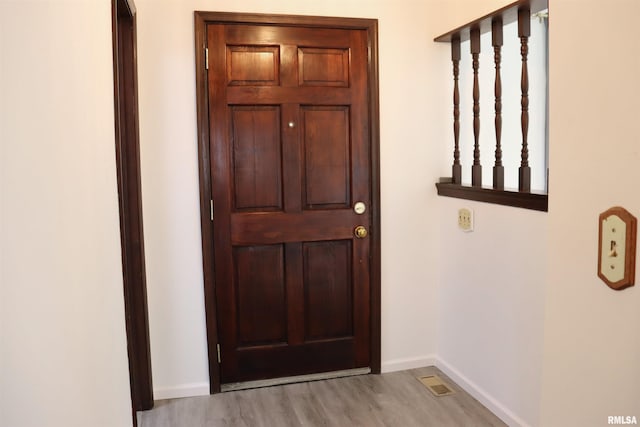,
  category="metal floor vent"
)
[418,375,456,397]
